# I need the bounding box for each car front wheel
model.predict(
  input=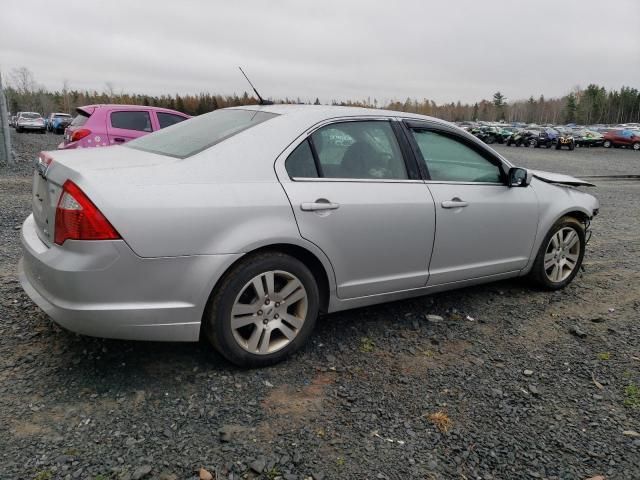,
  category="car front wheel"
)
[633,142,640,151]
[603,140,611,148]
[203,252,320,367]
[529,216,585,290]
